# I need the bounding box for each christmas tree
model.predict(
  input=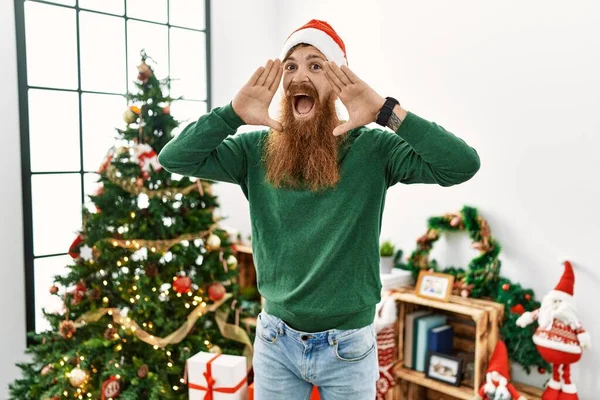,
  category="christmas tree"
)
[9,51,259,400]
